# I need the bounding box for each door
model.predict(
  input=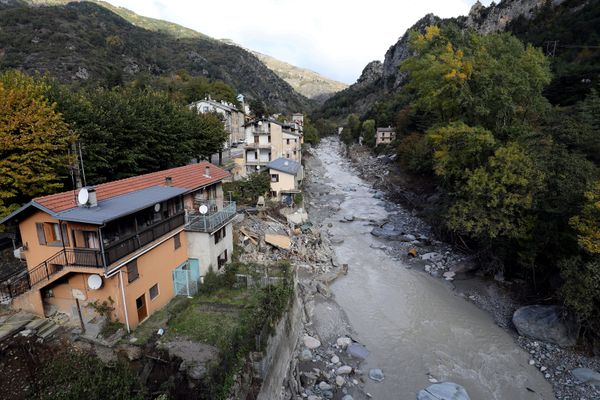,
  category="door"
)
[136,294,147,322]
